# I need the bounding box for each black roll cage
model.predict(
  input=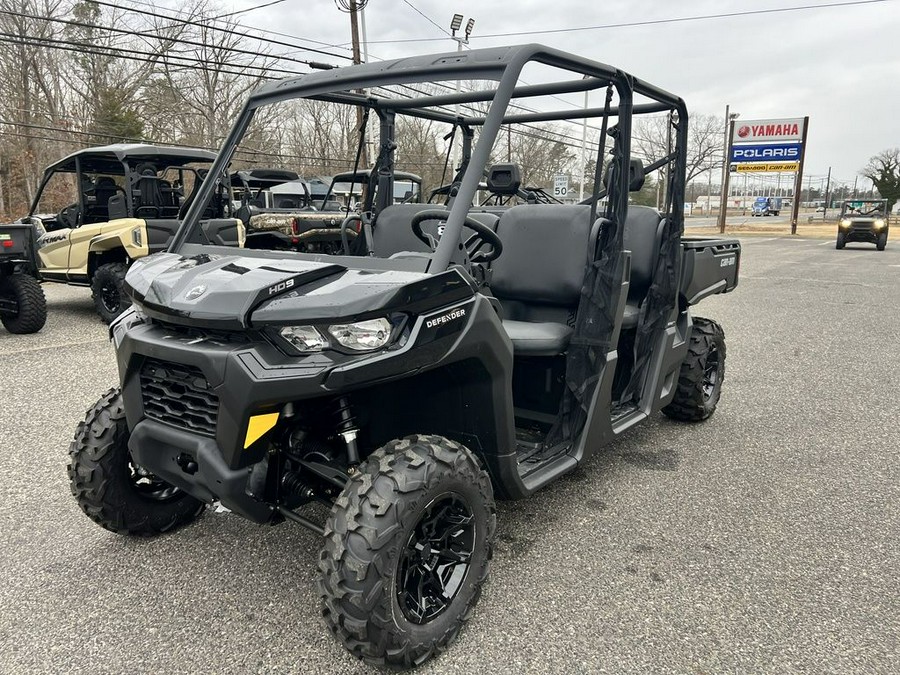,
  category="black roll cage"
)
[169,44,688,272]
